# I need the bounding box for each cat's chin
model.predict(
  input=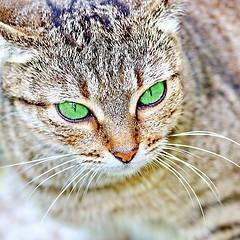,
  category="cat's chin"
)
[105,163,142,178]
